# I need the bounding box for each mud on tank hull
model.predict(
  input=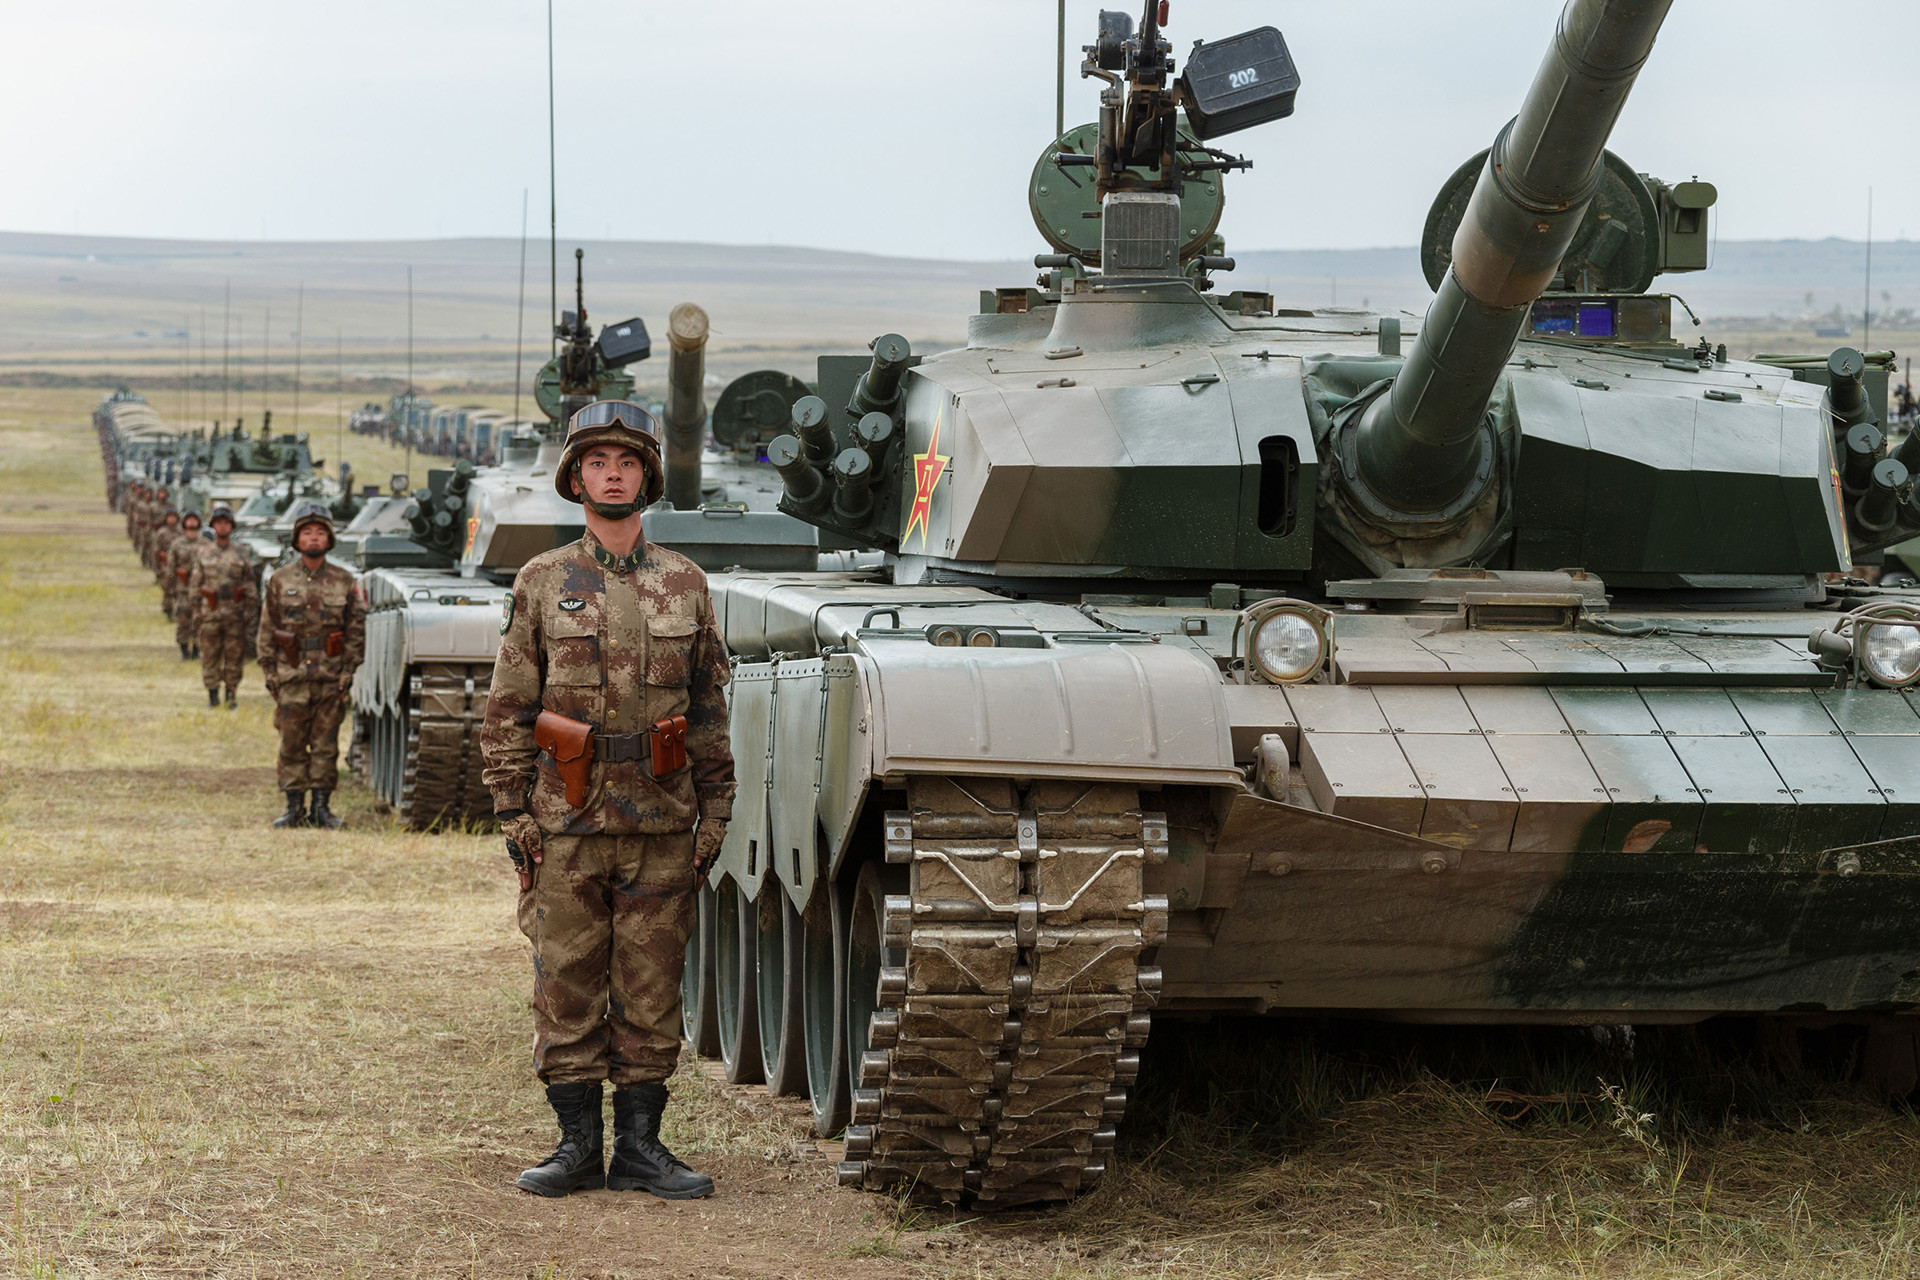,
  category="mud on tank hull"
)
[675,574,1920,1208]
